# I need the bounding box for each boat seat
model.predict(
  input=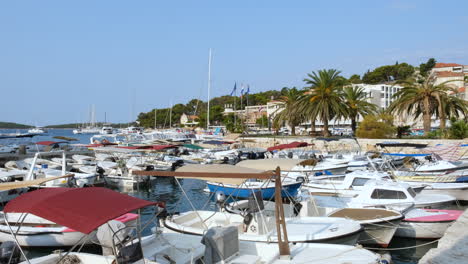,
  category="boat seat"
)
[229,221,244,233]
[228,254,261,264]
